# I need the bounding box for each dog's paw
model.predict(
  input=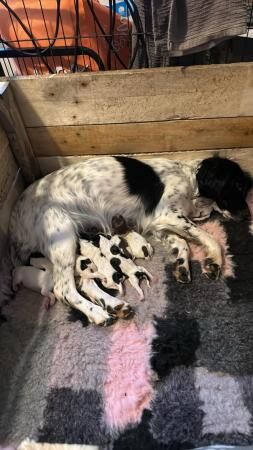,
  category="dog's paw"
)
[203,258,221,280]
[87,305,118,327]
[107,303,135,320]
[173,259,191,284]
